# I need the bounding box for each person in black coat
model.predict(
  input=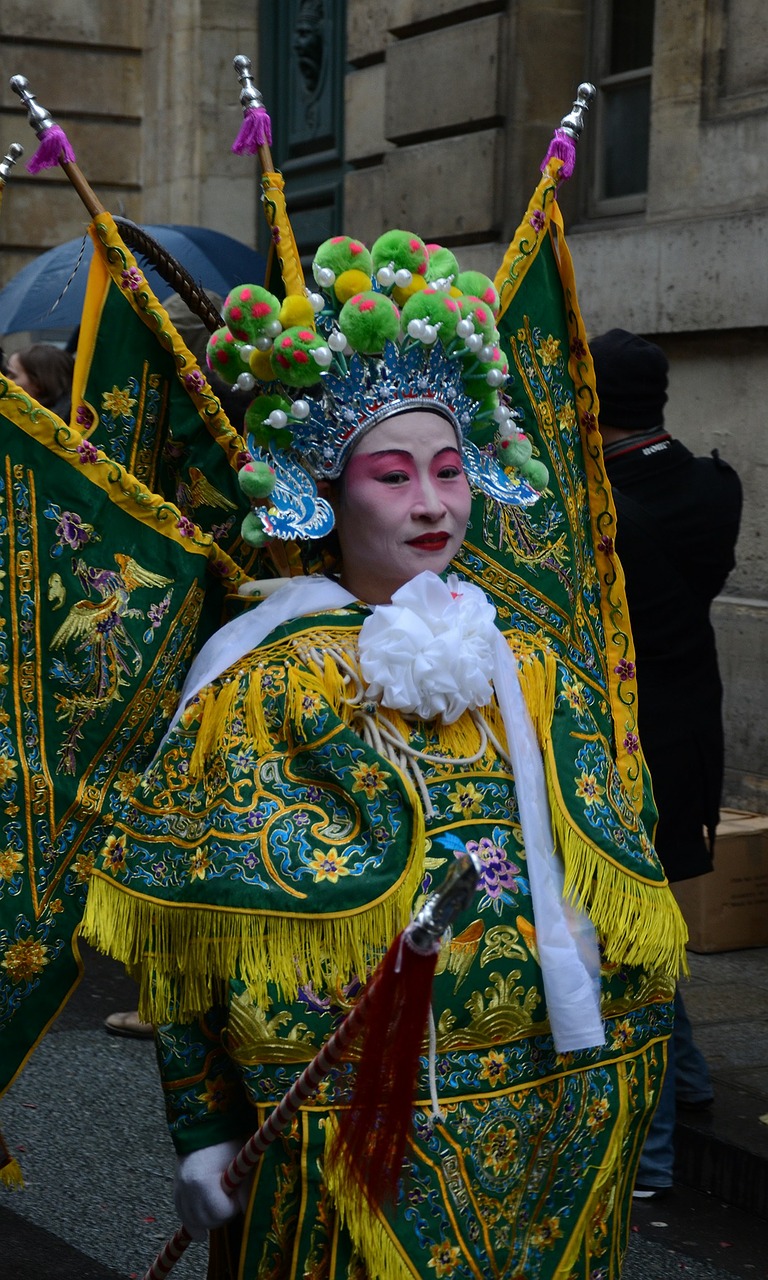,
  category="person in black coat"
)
[591,327,742,1197]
